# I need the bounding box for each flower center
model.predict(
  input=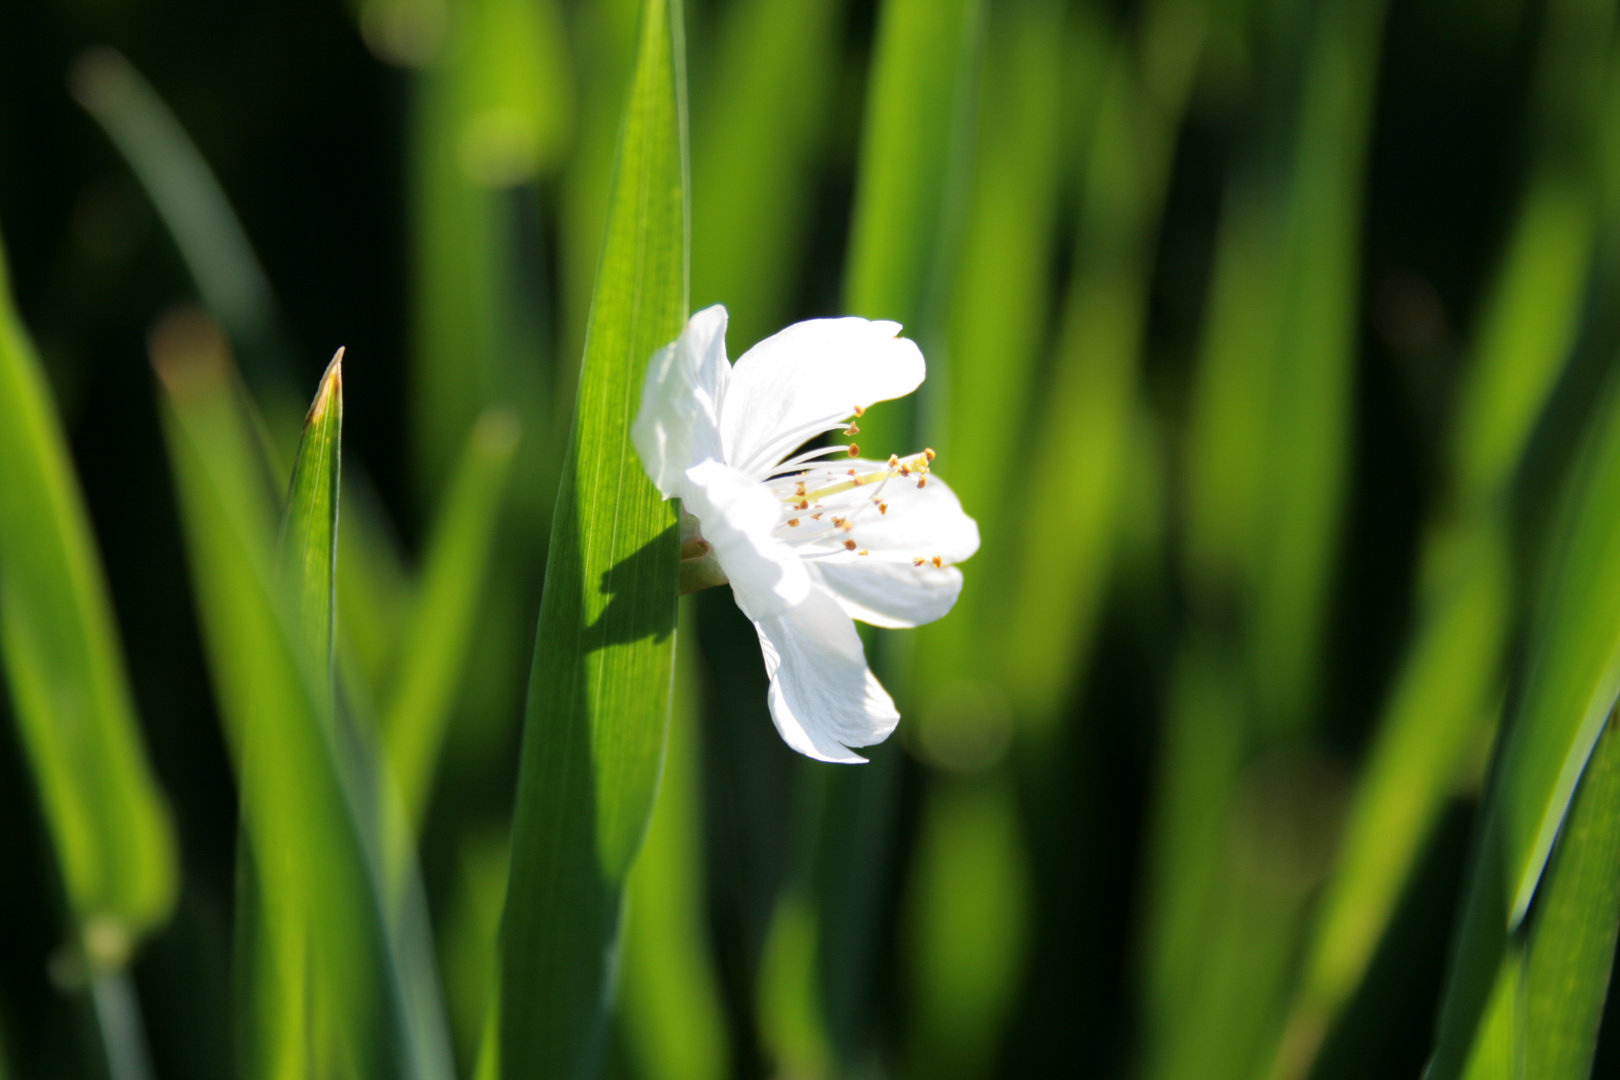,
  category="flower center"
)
[767,448,943,565]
